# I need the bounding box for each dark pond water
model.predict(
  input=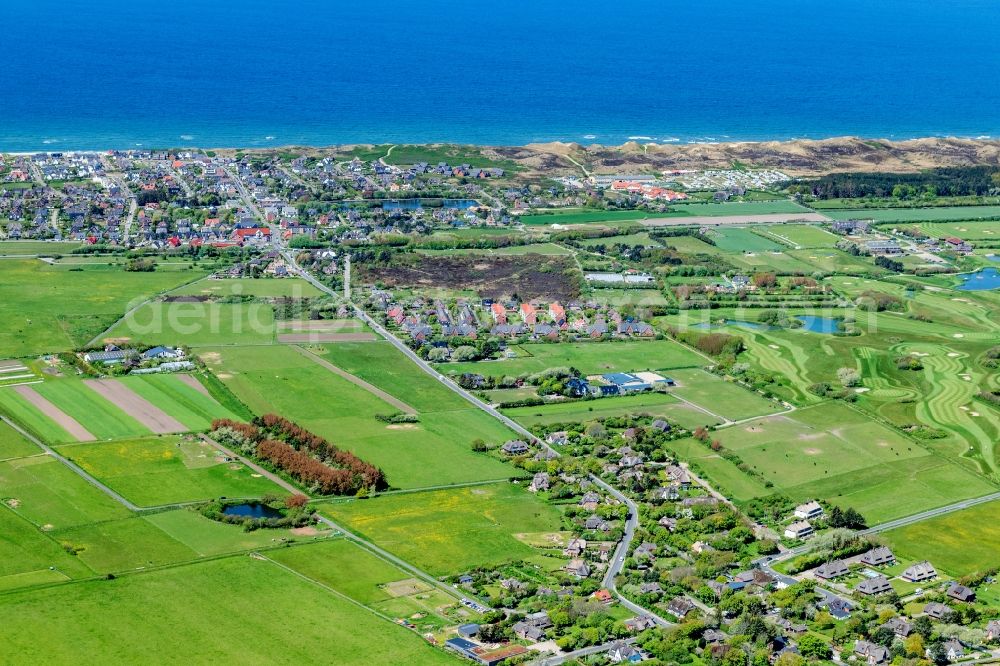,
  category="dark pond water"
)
[222,503,284,519]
